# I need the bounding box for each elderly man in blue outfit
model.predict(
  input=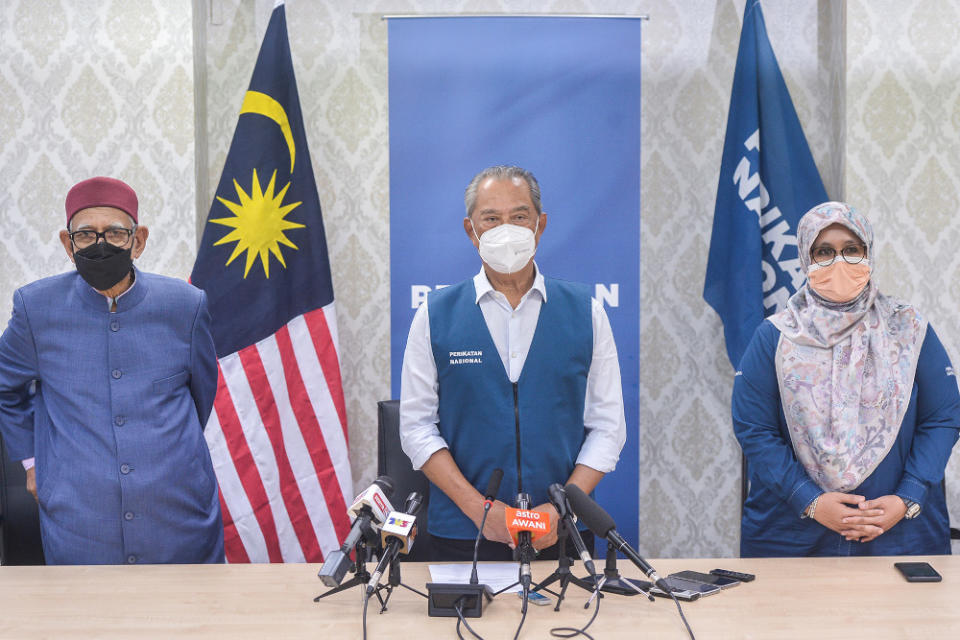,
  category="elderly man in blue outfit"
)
[0,176,223,564]
[399,165,626,561]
